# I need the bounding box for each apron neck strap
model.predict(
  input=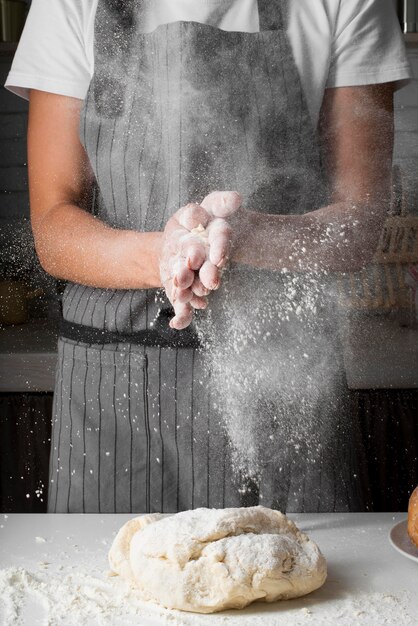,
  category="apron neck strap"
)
[257,0,288,31]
